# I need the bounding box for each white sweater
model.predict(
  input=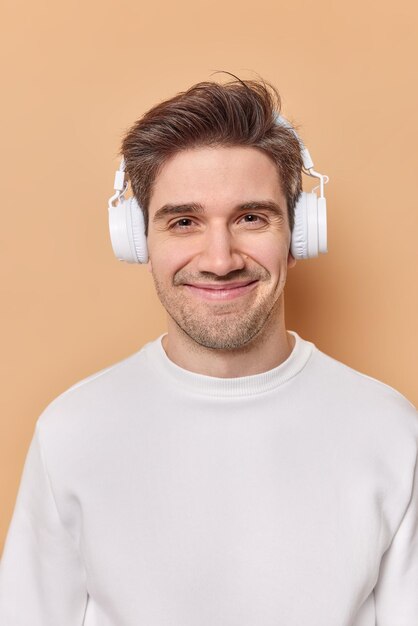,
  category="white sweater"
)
[0,330,417,626]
